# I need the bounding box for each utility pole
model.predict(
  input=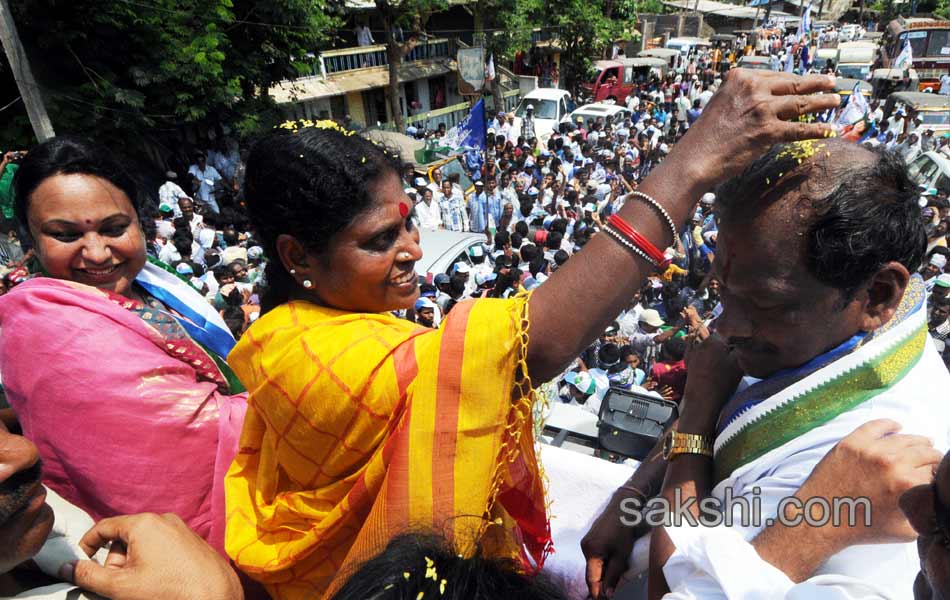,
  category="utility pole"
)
[0,0,54,141]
